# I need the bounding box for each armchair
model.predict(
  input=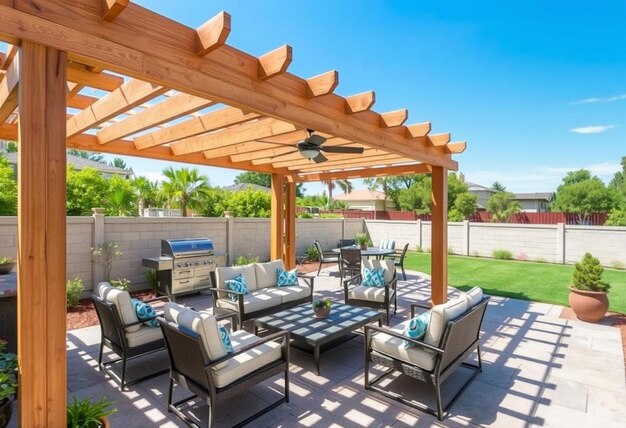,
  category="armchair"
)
[339,247,361,283]
[314,240,339,275]
[385,243,409,280]
[343,259,397,325]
